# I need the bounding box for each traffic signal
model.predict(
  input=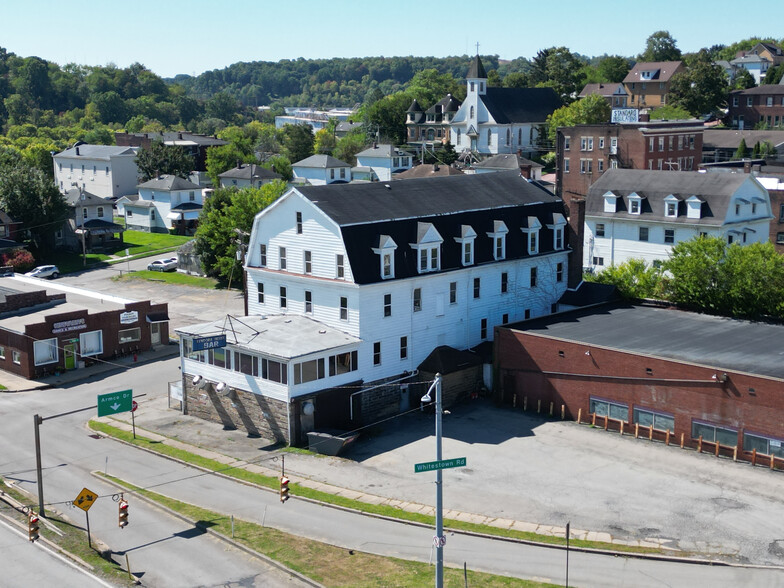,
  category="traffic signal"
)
[28,511,39,542]
[118,499,129,528]
[279,476,289,503]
